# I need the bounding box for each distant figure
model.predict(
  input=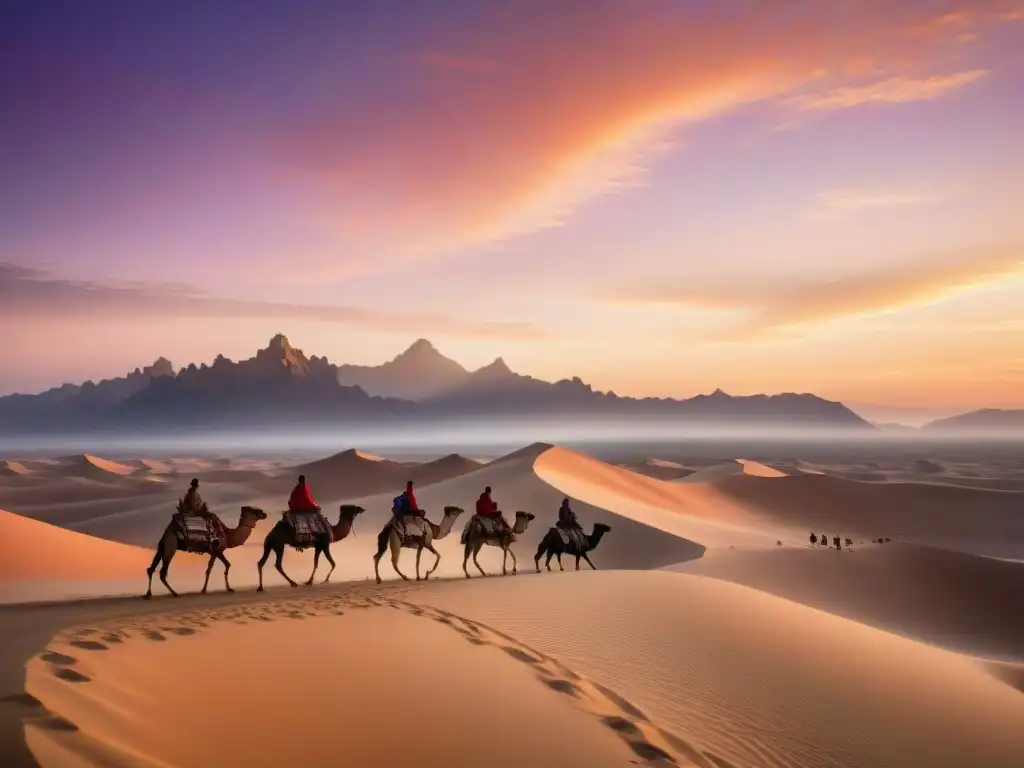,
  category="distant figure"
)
[833,534,841,551]
[182,478,209,516]
[820,533,828,547]
[288,474,320,513]
[844,537,854,549]
[476,486,511,533]
[809,532,818,546]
